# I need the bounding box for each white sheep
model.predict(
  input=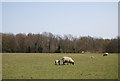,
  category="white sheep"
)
[55,60,60,65]
[103,53,109,56]
[62,57,74,65]
[82,51,84,54]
